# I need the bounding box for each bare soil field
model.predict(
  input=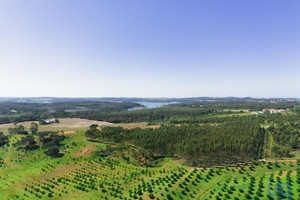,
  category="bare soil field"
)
[60,131,77,135]
[50,118,112,127]
[0,118,111,129]
[0,119,159,134]
[0,118,112,134]
[75,146,95,157]
[114,122,160,129]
